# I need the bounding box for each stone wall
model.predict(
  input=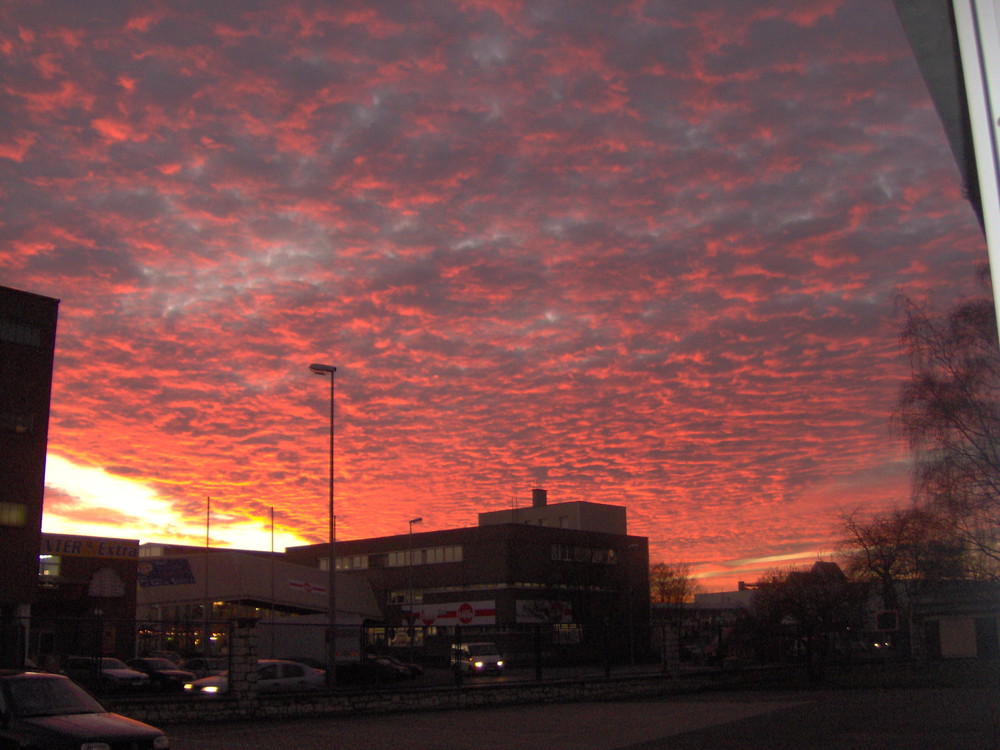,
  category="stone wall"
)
[110,667,795,726]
